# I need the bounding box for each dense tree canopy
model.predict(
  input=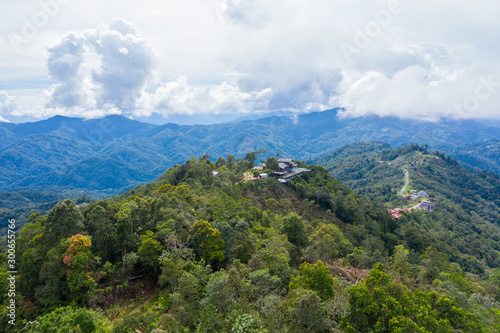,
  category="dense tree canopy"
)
[1,148,499,332]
